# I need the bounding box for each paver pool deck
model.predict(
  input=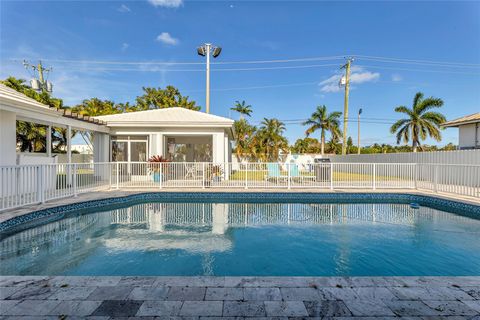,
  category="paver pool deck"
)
[0,276,479,319]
